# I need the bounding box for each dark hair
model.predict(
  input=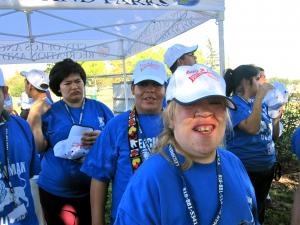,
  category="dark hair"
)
[170,63,178,73]
[170,52,194,73]
[49,58,86,96]
[257,66,264,72]
[224,64,259,96]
